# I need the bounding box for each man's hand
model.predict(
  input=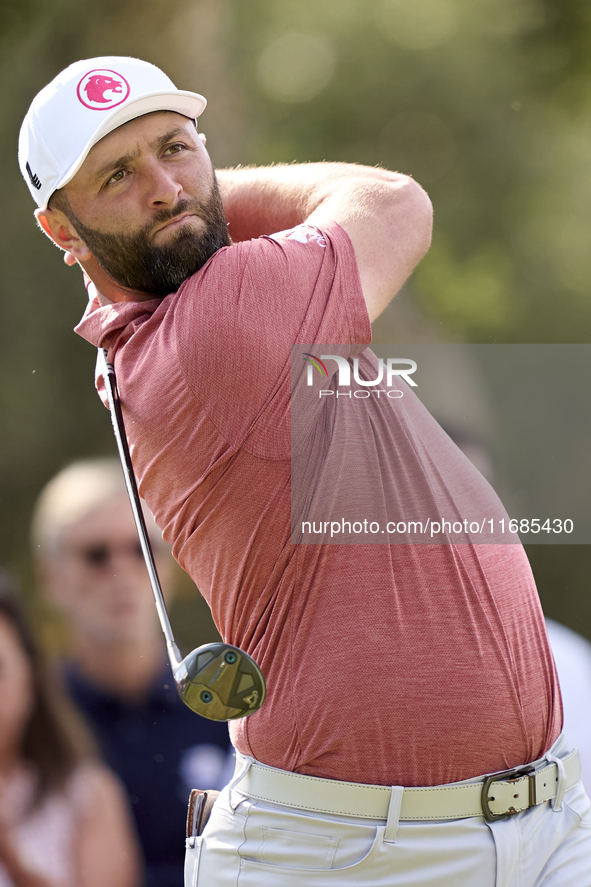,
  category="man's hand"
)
[216,163,432,323]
